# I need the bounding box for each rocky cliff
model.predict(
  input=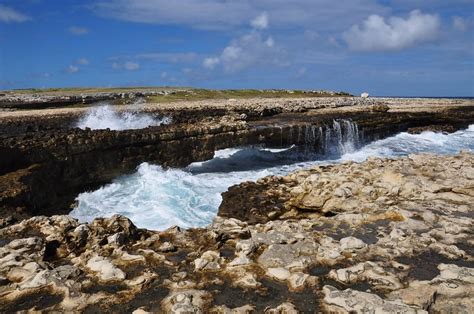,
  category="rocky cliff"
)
[0,98,472,219]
